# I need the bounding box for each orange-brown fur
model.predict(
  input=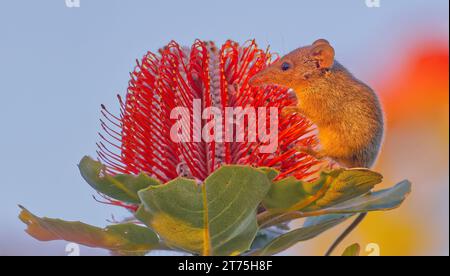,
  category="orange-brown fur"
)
[249,39,384,168]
